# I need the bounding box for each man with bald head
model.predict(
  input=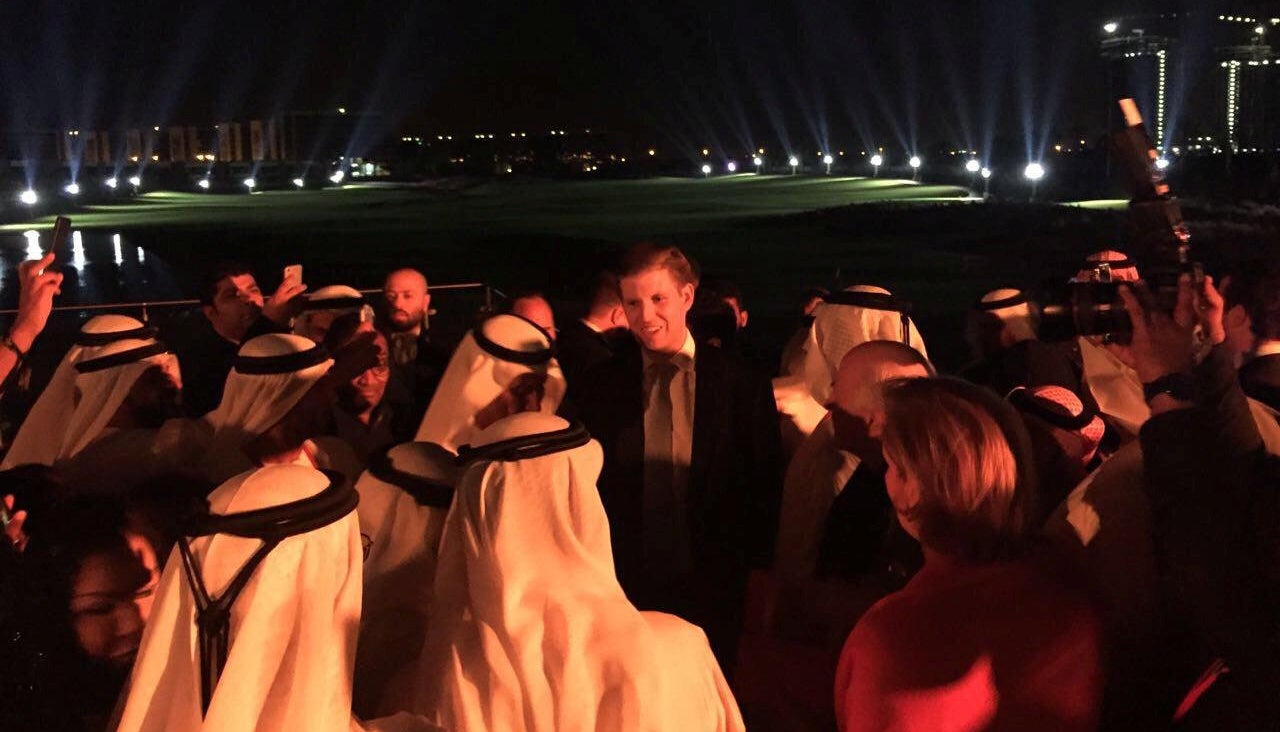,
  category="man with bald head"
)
[507,291,557,340]
[821,340,935,576]
[380,267,449,423]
